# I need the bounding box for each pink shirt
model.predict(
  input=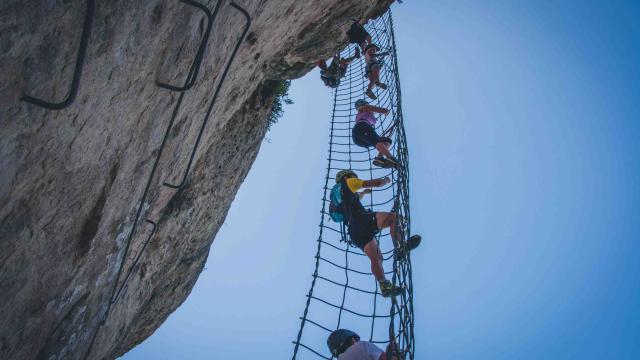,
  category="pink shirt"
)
[356,111,377,126]
[338,341,383,360]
